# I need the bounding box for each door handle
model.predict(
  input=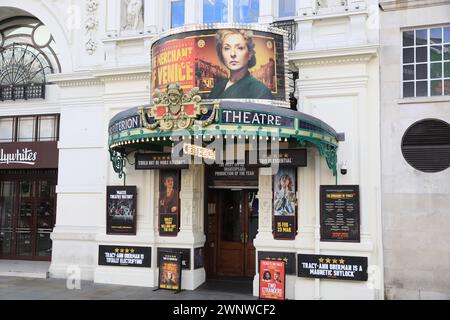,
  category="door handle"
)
[245,233,249,244]
[240,233,245,244]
